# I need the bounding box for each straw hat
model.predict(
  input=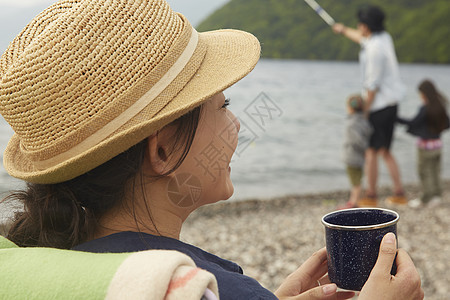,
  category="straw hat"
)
[0,0,260,184]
